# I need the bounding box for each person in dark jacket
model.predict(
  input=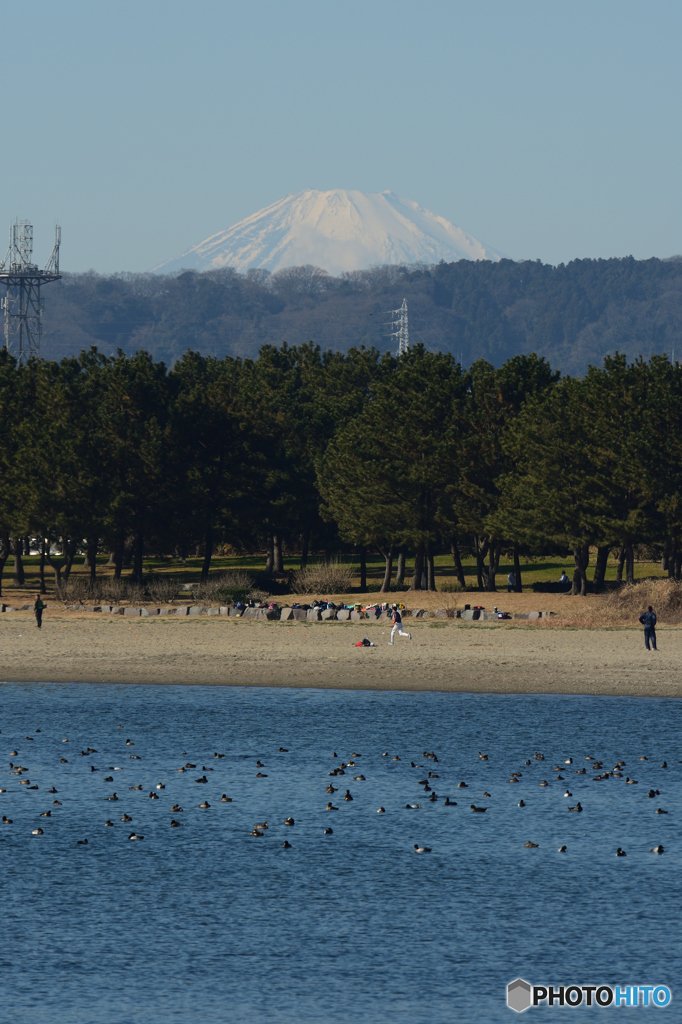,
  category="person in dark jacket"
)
[639,605,657,650]
[34,594,45,629]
